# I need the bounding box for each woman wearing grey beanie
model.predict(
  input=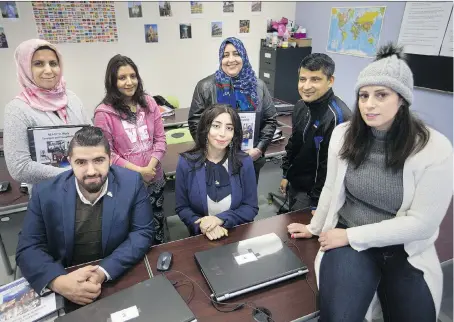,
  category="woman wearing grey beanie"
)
[287,43,452,322]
